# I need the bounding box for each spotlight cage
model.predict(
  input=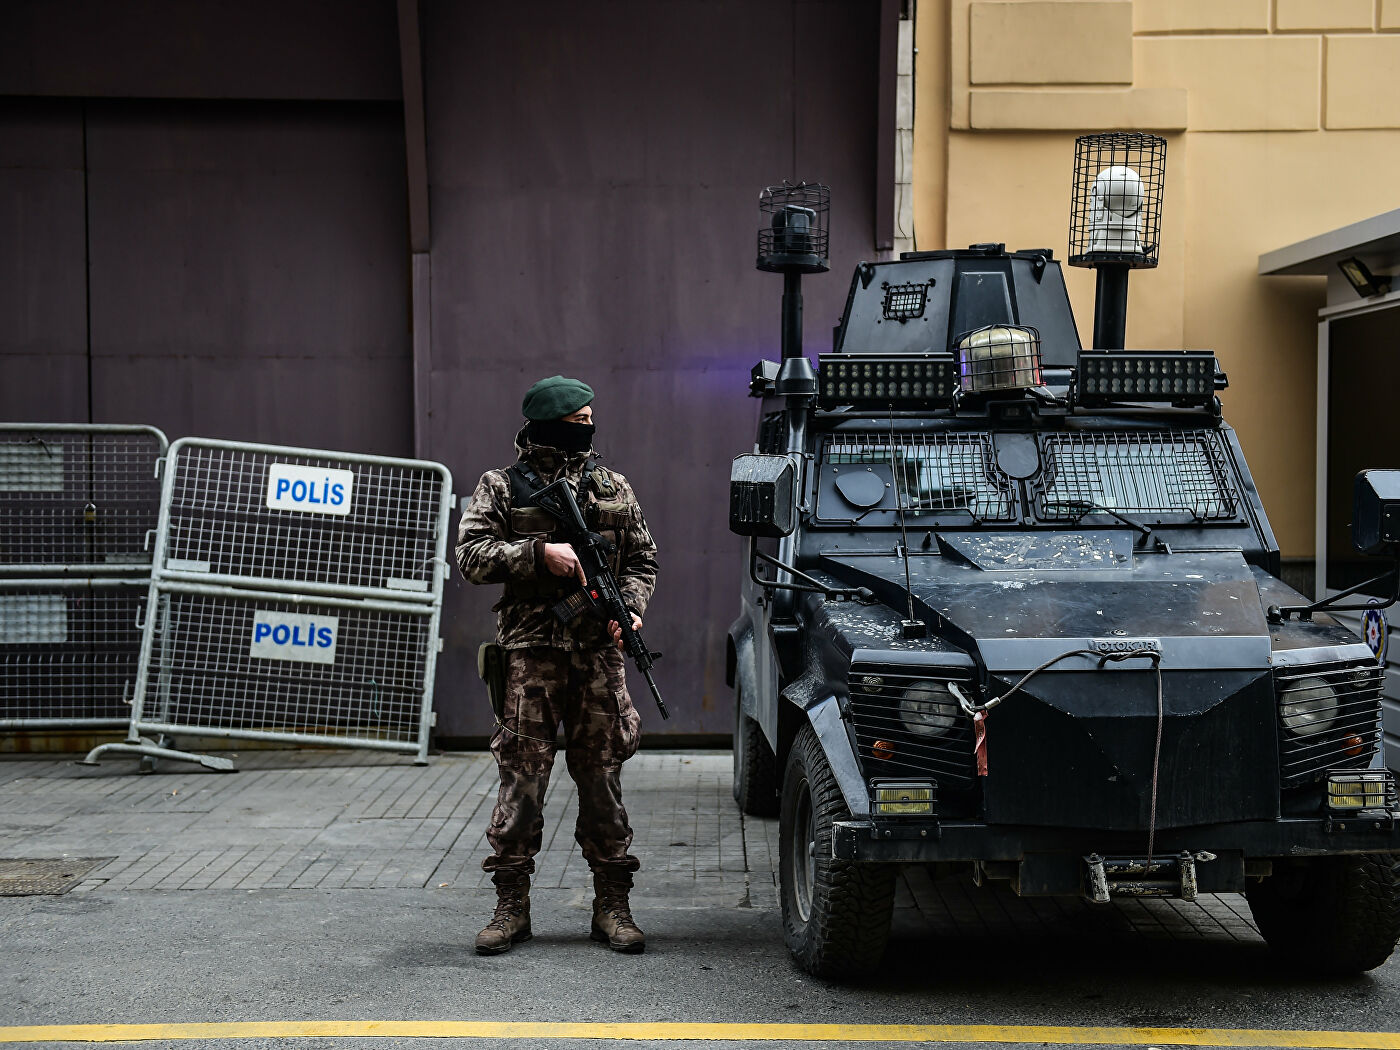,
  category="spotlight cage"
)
[955,324,1044,395]
[1068,132,1166,270]
[757,181,830,274]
